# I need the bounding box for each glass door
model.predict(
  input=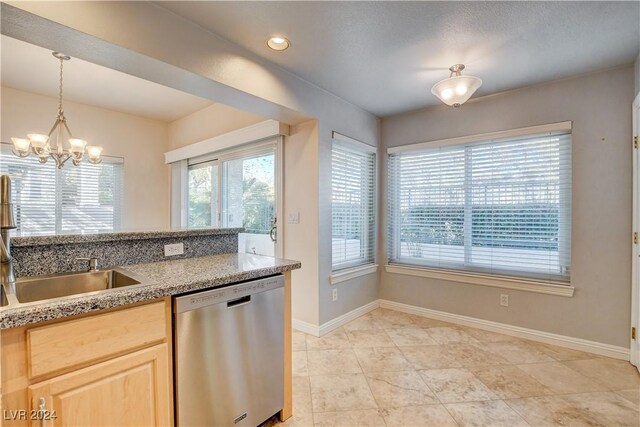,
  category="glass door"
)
[185,139,281,257]
[222,150,276,256]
